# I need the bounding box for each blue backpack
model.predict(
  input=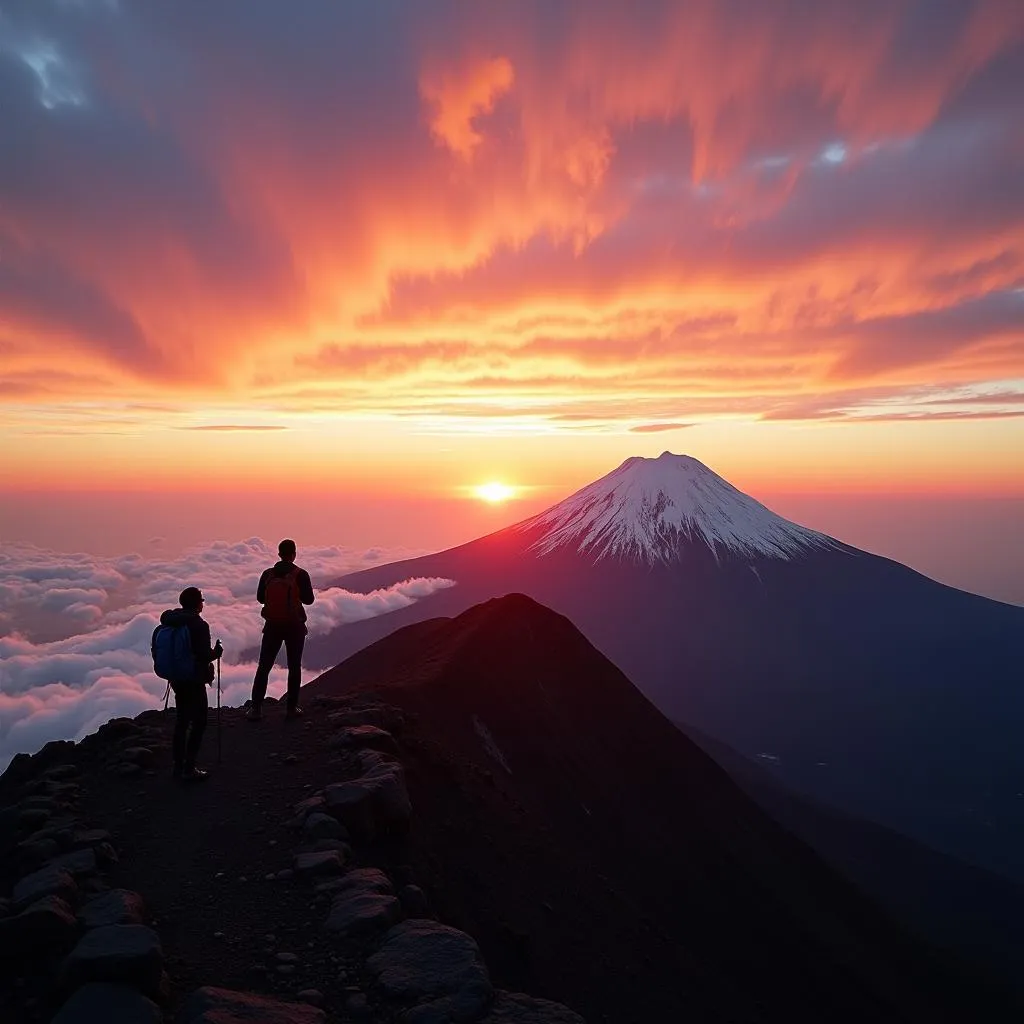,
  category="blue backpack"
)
[151,624,195,681]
